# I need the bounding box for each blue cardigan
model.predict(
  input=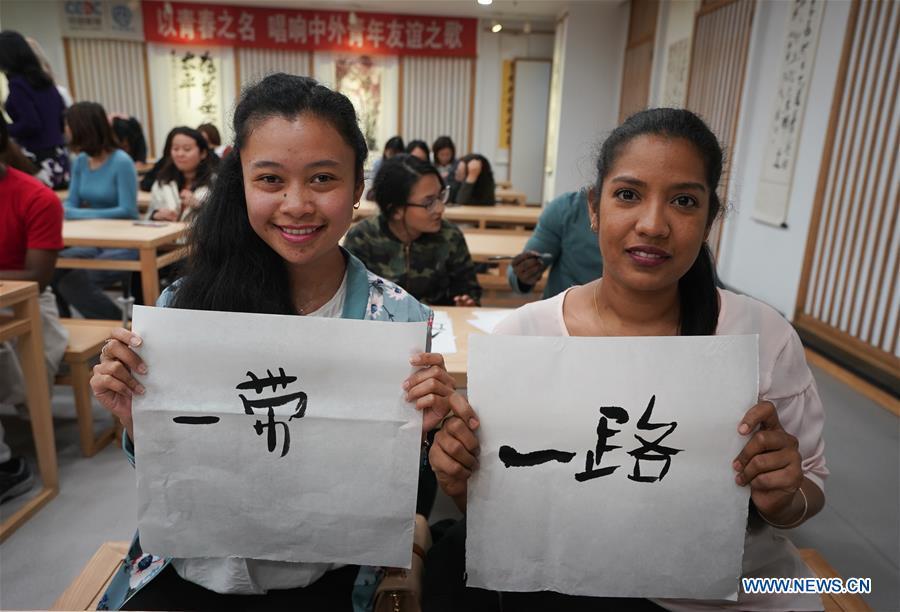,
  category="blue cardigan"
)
[507,190,603,298]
